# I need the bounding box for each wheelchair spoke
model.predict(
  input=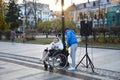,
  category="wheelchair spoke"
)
[53,54,67,70]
